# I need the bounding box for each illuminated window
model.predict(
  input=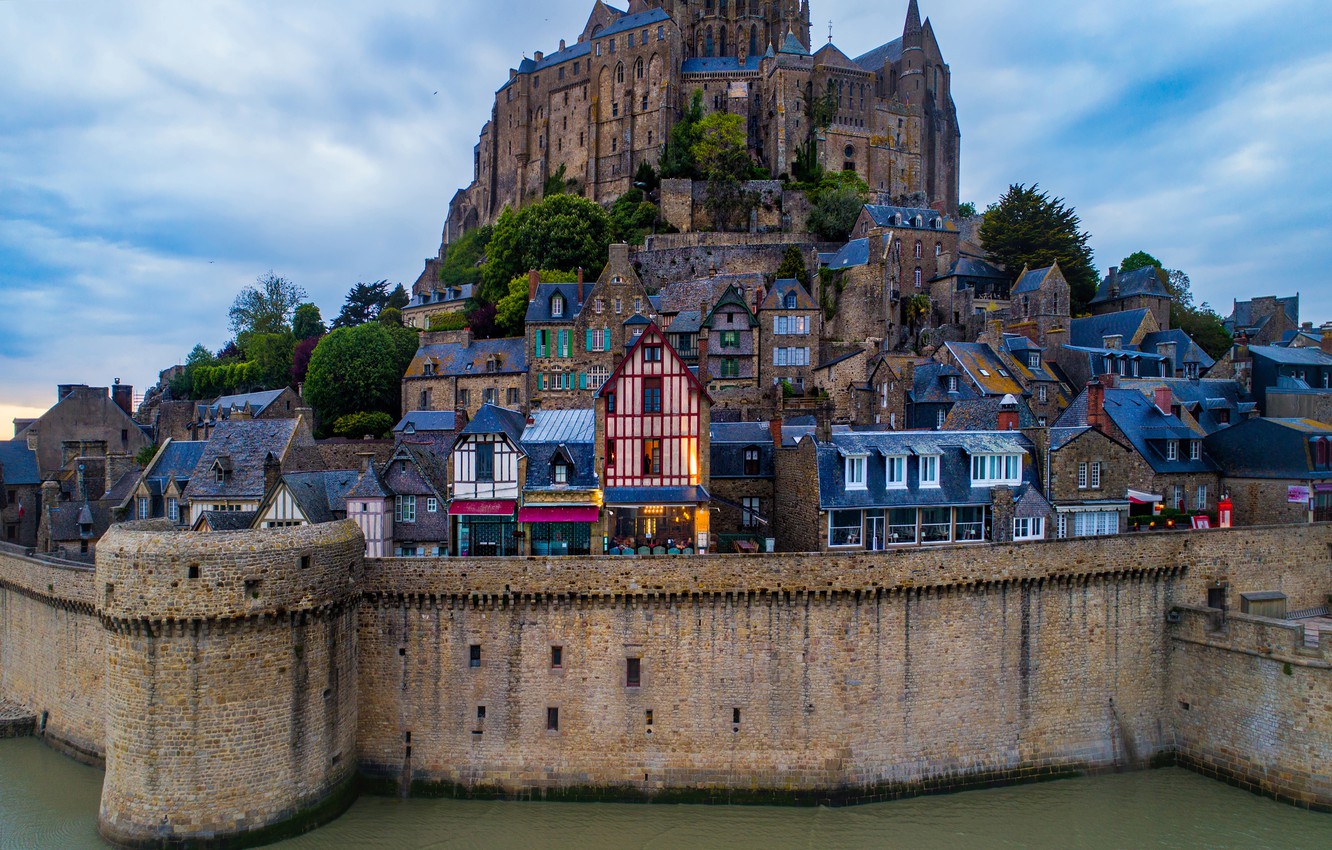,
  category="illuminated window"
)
[642,439,662,475]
